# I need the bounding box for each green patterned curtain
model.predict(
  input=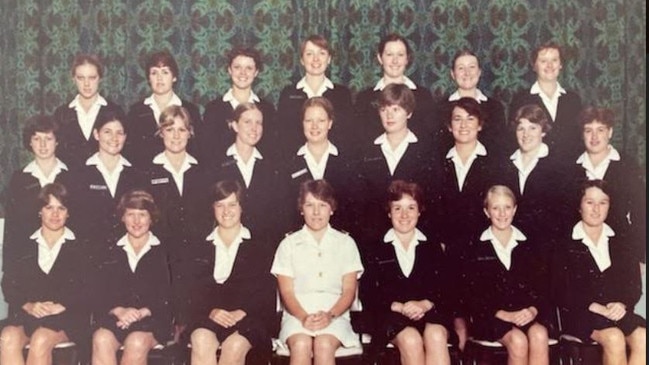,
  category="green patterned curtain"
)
[0,0,645,213]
